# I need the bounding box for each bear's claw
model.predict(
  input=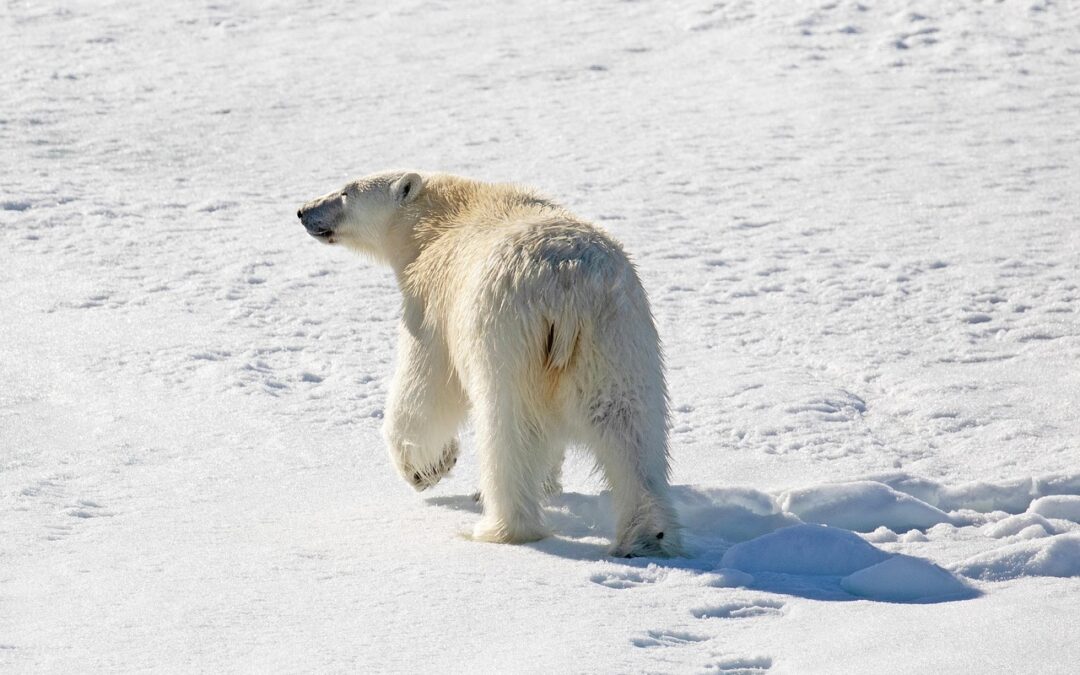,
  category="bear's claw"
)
[406,440,459,492]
